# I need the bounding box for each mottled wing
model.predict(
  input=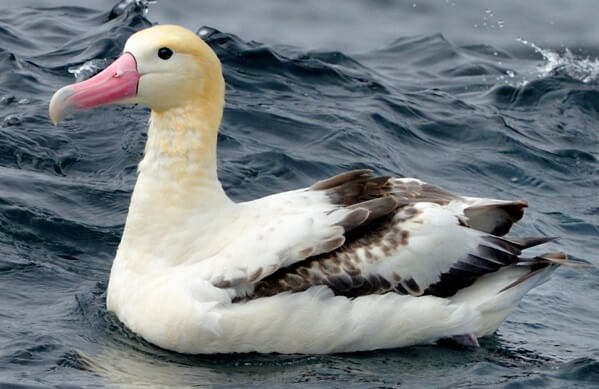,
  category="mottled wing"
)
[245,204,549,300]
[223,172,548,301]
[198,170,401,289]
